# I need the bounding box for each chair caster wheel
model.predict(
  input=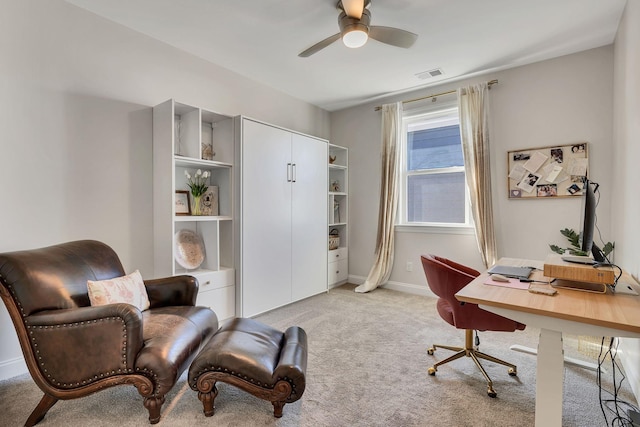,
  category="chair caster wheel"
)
[508,368,517,376]
[427,347,435,355]
[487,387,497,398]
[428,367,436,376]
